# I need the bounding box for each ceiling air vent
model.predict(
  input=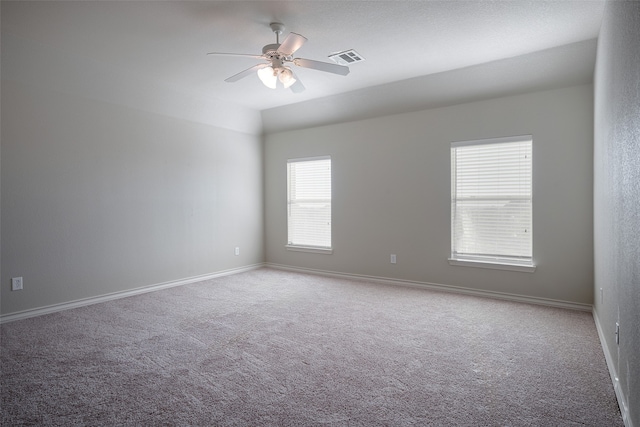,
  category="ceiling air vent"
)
[328,49,365,66]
